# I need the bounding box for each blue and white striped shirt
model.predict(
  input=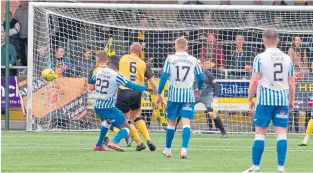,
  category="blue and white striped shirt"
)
[253,48,294,106]
[161,52,203,103]
[89,68,128,109]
